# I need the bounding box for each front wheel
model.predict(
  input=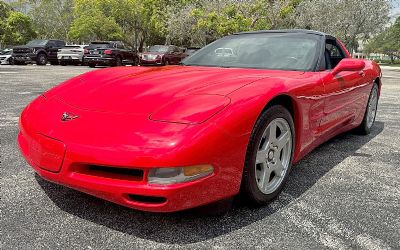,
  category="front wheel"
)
[241,105,295,205]
[356,83,379,135]
[36,53,47,65]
